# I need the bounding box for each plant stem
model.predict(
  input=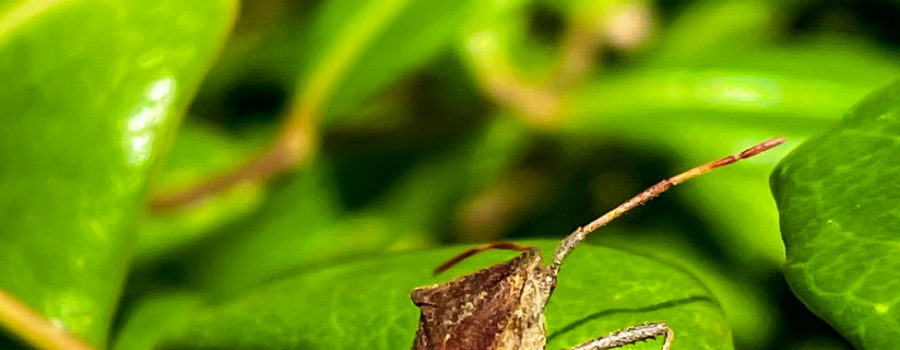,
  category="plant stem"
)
[148,115,316,210]
[0,289,96,350]
[148,0,410,212]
